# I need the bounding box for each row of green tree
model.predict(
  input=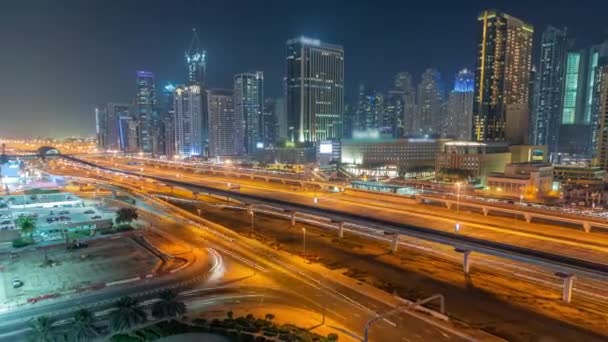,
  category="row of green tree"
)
[29,290,185,342]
